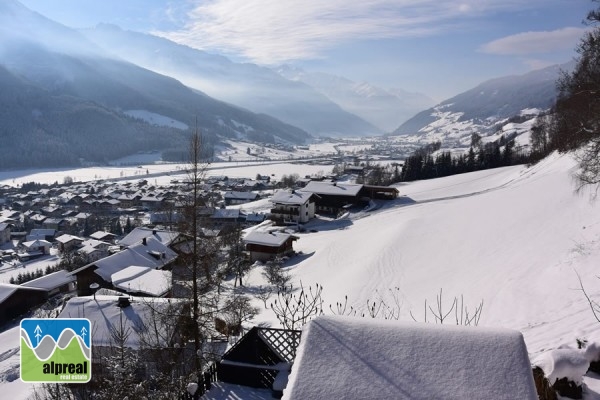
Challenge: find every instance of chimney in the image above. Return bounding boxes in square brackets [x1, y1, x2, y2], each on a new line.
[142, 237, 147, 246]
[152, 229, 157, 235]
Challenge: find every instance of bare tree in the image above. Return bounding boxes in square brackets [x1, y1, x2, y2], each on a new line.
[270, 283, 324, 330]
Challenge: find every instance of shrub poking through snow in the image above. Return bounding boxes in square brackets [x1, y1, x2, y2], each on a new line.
[532, 367, 557, 400]
[534, 348, 589, 399]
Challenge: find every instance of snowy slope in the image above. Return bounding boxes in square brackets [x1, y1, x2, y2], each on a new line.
[248, 153, 600, 361]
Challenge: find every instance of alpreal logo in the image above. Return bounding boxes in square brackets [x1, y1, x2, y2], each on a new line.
[20, 318, 91, 383]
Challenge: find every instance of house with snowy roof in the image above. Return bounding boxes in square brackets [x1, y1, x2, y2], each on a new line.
[243, 231, 298, 262]
[111, 266, 171, 297]
[58, 295, 190, 378]
[78, 238, 111, 261]
[283, 316, 537, 400]
[270, 189, 317, 225]
[89, 230, 117, 243]
[20, 239, 52, 259]
[70, 236, 177, 295]
[21, 270, 76, 297]
[55, 233, 84, 253]
[0, 283, 47, 325]
[301, 181, 365, 215]
[118, 227, 180, 248]
[211, 209, 247, 225]
[0, 222, 11, 244]
[224, 191, 259, 206]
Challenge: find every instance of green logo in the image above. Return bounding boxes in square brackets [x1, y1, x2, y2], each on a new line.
[20, 318, 91, 383]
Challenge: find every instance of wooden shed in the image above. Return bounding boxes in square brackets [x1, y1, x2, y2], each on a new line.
[218, 327, 301, 390]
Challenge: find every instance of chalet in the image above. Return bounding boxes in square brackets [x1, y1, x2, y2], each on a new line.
[243, 231, 298, 262]
[42, 217, 68, 231]
[0, 223, 11, 244]
[118, 227, 180, 248]
[27, 228, 56, 241]
[78, 239, 110, 262]
[89, 230, 117, 243]
[211, 209, 247, 225]
[270, 190, 316, 225]
[74, 212, 93, 223]
[21, 270, 76, 297]
[0, 284, 47, 325]
[360, 185, 400, 200]
[99, 198, 120, 212]
[302, 181, 365, 215]
[246, 212, 267, 225]
[40, 205, 62, 217]
[117, 193, 142, 208]
[140, 194, 164, 210]
[55, 234, 85, 253]
[283, 316, 537, 400]
[21, 239, 52, 256]
[224, 191, 259, 206]
[29, 213, 47, 227]
[70, 236, 177, 295]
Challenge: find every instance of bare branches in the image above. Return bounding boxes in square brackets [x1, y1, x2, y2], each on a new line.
[270, 282, 324, 330]
[576, 271, 600, 323]
[410, 289, 484, 326]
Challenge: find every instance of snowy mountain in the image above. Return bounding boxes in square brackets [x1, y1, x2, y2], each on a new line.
[80, 24, 381, 137]
[391, 63, 572, 146]
[275, 65, 435, 132]
[0, 0, 310, 168]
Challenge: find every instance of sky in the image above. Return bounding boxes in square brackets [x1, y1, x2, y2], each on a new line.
[19, 0, 593, 101]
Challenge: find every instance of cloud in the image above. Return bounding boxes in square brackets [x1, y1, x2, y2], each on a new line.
[154, 0, 550, 64]
[480, 27, 587, 55]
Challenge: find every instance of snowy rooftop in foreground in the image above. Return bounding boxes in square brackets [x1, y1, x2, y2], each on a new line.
[58, 295, 182, 348]
[283, 316, 537, 400]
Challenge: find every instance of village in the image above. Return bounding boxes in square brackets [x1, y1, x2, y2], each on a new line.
[0, 159, 404, 398]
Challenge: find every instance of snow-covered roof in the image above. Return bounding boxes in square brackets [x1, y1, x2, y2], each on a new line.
[212, 209, 243, 219]
[283, 316, 537, 400]
[244, 231, 296, 247]
[21, 270, 75, 291]
[118, 227, 179, 247]
[271, 190, 314, 205]
[29, 228, 55, 236]
[58, 296, 182, 348]
[0, 284, 18, 303]
[74, 237, 177, 281]
[0, 283, 46, 303]
[22, 239, 52, 248]
[89, 231, 116, 241]
[302, 181, 363, 197]
[111, 266, 171, 297]
[55, 234, 84, 244]
[224, 191, 259, 200]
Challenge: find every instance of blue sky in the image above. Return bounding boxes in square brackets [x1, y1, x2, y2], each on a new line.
[20, 0, 592, 101]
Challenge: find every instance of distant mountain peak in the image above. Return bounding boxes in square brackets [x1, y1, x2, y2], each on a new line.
[391, 62, 571, 145]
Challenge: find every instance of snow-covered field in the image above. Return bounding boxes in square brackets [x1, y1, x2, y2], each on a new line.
[248, 153, 600, 356]
[2, 151, 600, 398]
[0, 140, 342, 188]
